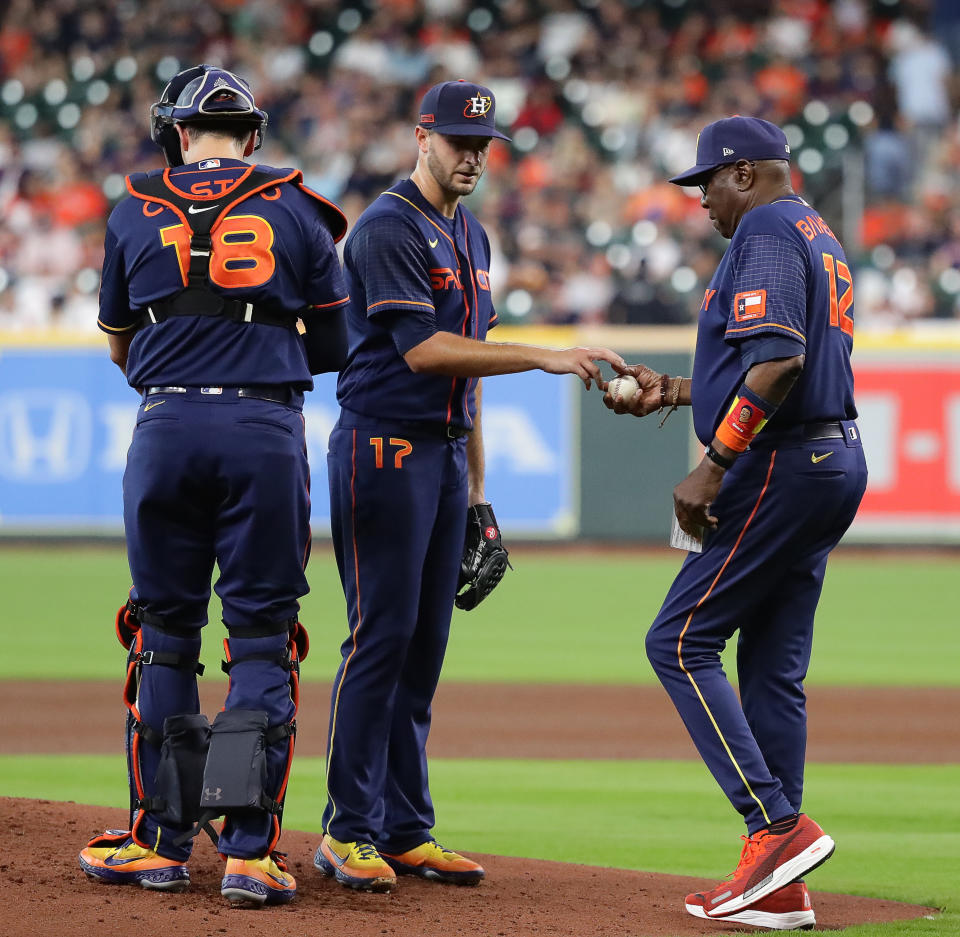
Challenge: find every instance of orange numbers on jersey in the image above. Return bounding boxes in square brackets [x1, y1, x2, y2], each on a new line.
[159, 214, 277, 289]
[822, 252, 854, 336]
[370, 437, 413, 469]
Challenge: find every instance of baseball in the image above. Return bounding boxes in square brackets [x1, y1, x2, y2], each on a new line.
[608, 374, 639, 405]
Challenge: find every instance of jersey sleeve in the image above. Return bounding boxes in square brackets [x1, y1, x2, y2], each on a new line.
[303, 217, 349, 317]
[373, 306, 436, 356]
[724, 232, 808, 352]
[346, 216, 436, 319]
[97, 218, 138, 333]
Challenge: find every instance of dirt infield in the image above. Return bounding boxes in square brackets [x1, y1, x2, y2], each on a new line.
[1, 681, 950, 935]
[2, 680, 957, 761]
[1, 799, 938, 937]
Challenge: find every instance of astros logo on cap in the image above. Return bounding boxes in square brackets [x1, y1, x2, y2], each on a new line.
[465, 94, 492, 118]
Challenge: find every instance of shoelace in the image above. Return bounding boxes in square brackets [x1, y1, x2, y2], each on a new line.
[732, 831, 768, 873]
[112, 842, 147, 859]
[354, 842, 381, 861]
[713, 831, 768, 883]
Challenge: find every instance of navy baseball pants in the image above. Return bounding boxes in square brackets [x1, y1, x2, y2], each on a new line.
[122, 388, 310, 859]
[323, 411, 467, 852]
[646, 422, 867, 834]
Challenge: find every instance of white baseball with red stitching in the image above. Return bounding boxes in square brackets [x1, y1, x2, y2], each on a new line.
[608, 375, 639, 405]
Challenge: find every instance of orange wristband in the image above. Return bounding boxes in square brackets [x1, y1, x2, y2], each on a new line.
[714, 386, 776, 452]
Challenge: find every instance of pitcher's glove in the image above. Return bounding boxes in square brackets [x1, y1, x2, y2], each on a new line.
[455, 501, 512, 611]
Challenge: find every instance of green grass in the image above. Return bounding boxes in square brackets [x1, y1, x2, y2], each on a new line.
[2, 755, 957, 935]
[2, 543, 958, 936]
[2, 545, 958, 685]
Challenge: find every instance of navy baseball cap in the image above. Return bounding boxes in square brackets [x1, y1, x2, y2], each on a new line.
[417, 79, 511, 141]
[669, 116, 791, 186]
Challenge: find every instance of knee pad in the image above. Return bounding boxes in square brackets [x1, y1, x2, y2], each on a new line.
[149, 713, 211, 828]
[178, 708, 295, 848]
[199, 709, 275, 816]
[187, 618, 307, 852]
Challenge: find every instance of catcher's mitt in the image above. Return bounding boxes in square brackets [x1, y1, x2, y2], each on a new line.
[455, 501, 511, 611]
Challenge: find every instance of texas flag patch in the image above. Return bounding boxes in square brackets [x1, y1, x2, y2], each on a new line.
[734, 289, 767, 322]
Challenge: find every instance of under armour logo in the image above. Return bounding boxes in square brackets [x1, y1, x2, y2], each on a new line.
[203, 787, 223, 801]
[464, 94, 492, 118]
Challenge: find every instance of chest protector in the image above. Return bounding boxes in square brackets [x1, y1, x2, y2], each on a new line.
[125, 167, 345, 329]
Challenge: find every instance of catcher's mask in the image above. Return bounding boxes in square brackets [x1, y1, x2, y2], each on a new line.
[150, 65, 268, 167]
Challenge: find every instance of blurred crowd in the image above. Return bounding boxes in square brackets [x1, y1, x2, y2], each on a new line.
[2, 0, 960, 331]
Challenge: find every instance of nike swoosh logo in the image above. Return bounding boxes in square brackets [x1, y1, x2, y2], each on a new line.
[811, 451, 834, 463]
[104, 854, 141, 867]
[188, 204, 218, 214]
[143, 400, 166, 411]
[428, 237, 439, 248]
[325, 845, 347, 868]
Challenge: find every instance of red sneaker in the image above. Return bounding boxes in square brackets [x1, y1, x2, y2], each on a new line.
[695, 814, 834, 918]
[686, 881, 816, 930]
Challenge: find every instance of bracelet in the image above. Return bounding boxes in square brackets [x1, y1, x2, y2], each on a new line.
[658, 376, 682, 428]
[704, 444, 734, 470]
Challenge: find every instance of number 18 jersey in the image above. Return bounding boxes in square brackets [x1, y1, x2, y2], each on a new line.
[98, 158, 347, 389]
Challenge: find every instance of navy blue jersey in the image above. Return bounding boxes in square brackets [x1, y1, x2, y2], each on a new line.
[336, 178, 498, 429]
[691, 196, 857, 444]
[98, 158, 348, 389]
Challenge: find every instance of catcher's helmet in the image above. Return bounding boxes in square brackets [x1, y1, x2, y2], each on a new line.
[150, 65, 268, 167]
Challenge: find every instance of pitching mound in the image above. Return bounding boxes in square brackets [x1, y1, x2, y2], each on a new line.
[3, 798, 936, 937]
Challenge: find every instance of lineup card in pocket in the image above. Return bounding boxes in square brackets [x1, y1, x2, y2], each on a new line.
[669, 513, 703, 553]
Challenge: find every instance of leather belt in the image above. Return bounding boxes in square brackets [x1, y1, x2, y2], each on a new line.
[751, 419, 848, 449]
[143, 385, 295, 404]
[397, 420, 471, 440]
[802, 421, 845, 440]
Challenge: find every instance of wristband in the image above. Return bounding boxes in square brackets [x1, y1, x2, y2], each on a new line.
[704, 444, 734, 470]
[714, 384, 778, 452]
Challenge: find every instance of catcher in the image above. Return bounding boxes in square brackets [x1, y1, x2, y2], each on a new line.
[313, 79, 625, 892]
[78, 64, 348, 907]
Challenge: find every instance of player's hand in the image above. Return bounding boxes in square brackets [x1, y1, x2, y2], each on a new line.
[673, 458, 724, 534]
[544, 346, 626, 390]
[603, 364, 663, 416]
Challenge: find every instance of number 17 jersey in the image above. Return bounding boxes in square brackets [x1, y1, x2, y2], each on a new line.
[691, 195, 858, 446]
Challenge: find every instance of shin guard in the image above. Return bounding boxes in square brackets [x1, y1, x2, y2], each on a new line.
[120, 613, 204, 860]
[207, 619, 306, 857]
